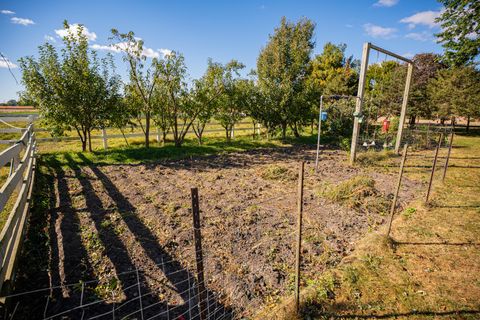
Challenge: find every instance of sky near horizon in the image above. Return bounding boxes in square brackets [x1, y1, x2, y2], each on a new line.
[0, 0, 445, 102]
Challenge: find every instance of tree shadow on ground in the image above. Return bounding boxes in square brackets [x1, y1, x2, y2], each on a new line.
[4, 154, 231, 320]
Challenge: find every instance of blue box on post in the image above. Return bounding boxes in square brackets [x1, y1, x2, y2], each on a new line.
[321, 111, 328, 121]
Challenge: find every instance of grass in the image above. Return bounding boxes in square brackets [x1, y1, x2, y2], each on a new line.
[319, 175, 390, 215]
[263, 130, 480, 319]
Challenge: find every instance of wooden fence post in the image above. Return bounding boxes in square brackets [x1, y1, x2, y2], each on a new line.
[191, 188, 207, 320]
[425, 133, 443, 203]
[442, 132, 454, 182]
[387, 143, 408, 237]
[102, 128, 108, 151]
[294, 162, 305, 314]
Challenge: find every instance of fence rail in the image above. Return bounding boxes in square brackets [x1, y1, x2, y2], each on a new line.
[0, 120, 261, 147]
[0, 124, 36, 302]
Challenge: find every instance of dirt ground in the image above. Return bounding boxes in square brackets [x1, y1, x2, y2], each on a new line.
[10, 145, 422, 319]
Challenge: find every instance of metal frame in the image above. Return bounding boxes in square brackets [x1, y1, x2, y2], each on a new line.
[350, 42, 414, 164]
[315, 94, 361, 171]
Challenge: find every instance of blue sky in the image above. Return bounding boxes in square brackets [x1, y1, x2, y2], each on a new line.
[0, 0, 445, 102]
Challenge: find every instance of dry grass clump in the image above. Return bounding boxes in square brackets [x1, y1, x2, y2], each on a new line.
[321, 175, 390, 214]
[260, 165, 297, 181]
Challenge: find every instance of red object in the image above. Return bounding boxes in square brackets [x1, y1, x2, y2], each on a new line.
[382, 119, 391, 133]
[177, 316, 186, 320]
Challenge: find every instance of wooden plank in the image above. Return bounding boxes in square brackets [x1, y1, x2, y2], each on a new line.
[1, 155, 34, 291]
[0, 128, 23, 134]
[0, 143, 23, 168]
[0, 147, 34, 295]
[350, 42, 371, 164]
[0, 138, 33, 212]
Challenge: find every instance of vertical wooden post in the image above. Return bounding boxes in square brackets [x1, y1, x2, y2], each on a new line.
[102, 128, 108, 151]
[394, 63, 413, 154]
[387, 143, 408, 237]
[442, 132, 454, 182]
[191, 188, 207, 320]
[294, 162, 305, 314]
[350, 42, 370, 165]
[425, 133, 443, 203]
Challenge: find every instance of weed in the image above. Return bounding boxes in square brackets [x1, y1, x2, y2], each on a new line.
[402, 207, 416, 219]
[343, 266, 360, 286]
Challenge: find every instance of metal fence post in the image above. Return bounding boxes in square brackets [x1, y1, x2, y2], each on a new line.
[191, 188, 207, 320]
[426, 133, 443, 203]
[442, 132, 454, 182]
[387, 143, 408, 237]
[294, 162, 305, 314]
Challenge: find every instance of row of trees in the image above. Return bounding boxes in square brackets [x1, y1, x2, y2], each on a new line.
[19, 2, 480, 151]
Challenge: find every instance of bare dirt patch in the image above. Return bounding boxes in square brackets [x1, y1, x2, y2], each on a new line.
[12, 146, 421, 319]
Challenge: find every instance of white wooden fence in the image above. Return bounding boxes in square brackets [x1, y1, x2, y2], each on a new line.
[0, 120, 262, 150]
[0, 125, 36, 300]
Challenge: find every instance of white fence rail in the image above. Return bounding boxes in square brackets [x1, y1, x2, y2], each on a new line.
[0, 120, 261, 150]
[0, 124, 36, 301]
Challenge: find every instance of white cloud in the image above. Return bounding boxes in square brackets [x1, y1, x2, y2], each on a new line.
[402, 52, 414, 59]
[363, 23, 397, 39]
[91, 42, 172, 59]
[158, 48, 172, 57]
[400, 10, 442, 29]
[1, 10, 15, 15]
[405, 31, 431, 41]
[0, 56, 18, 69]
[11, 17, 35, 26]
[55, 23, 97, 41]
[373, 0, 399, 7]
[44, 35, 56, 42]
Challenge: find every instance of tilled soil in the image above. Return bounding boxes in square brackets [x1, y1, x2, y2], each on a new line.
[12, 146, 422, 319]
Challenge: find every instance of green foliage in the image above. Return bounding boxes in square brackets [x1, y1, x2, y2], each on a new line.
[111, 29, 161, 148]
[409, 53, 446, 122]
[435, 0, 480, 66]
[427, 66, 480, 124]
[256, 17, 315, 139]
[214, 60, 247, 141]
[403, 207, 417, 219]
[191, 59, 225, 144]
[20, 21, 122, 152]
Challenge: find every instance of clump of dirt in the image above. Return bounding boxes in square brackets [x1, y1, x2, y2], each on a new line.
[320, 175, 391, 214]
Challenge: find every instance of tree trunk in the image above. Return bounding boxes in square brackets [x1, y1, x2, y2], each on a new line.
[281, 122, 287, 140]
[87, 130, 92, 152]
[81, 139, 87, 152]
[291, 122, 300, 138]
[467, 115, 470, 133]
[145, 112, 150, 148]
[225, 126, 231, 142]
[409, 115, 416, 128]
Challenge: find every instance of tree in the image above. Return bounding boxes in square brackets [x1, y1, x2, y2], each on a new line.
[436, 0, 480, 66]
[257, 17, 315, 139]
[409, 53, 445, 124]
[306, 43, 359, 131]
[111, 29, 160, 148]
[428, 66, 480, 131]
[20, 21, 121, 152]
[365, 61, 406, 119]
[191, 59, 225, 145]
[215, 60, 246, 141]
[157, 51, 200, 147]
